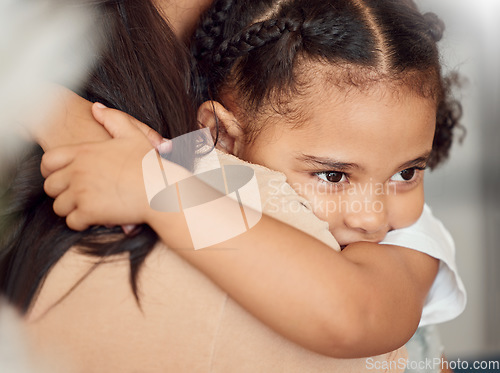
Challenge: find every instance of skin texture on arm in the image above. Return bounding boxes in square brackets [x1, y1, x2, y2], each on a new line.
[41, 105, 438, 358]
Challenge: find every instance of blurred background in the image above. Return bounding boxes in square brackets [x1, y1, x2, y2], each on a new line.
[417, 0, 500, 362]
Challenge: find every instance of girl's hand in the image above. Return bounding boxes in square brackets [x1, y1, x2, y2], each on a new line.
[41, 104, 162, 231]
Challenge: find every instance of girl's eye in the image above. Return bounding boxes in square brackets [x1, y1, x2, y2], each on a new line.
[316, 171, 347, 183]
[390, 168, 417, 182]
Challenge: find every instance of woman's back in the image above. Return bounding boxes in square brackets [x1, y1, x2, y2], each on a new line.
[26, 242, 406, 373]
[26, 244, 226, 372]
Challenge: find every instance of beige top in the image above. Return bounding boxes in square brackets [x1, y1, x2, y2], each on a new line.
[25, 150, 406, 372]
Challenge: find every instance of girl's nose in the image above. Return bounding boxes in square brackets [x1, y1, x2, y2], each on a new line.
[343, 198, 388, 235]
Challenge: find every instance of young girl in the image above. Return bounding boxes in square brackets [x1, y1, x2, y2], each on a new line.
[40, 0, 465, 362]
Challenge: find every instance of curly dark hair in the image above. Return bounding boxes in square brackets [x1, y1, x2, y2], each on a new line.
[191, 0, 464, 170]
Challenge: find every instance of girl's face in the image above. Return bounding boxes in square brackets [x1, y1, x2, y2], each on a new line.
[236, 84, 436, 248]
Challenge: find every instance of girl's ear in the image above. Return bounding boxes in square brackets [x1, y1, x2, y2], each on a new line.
[197, 101, 244, 155]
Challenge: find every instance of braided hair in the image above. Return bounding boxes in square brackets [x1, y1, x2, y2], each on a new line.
[191, 0, 463, 169]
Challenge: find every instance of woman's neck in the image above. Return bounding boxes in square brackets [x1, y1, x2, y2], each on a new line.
[154, 0, 214, 41]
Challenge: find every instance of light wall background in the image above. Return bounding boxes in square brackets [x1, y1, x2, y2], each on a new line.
[416, 0, 500, 359]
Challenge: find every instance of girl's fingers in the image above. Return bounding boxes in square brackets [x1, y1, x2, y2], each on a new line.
[66, 209, 90, 232]
[52, 189, 77, 217]
[156, 139, 172, 155]
[92, 103, 141, 139]
[92, 102, 171, 152]
[41, 147, 77, 178]
[133, 119, 164, 148]
[44, 170, 70, 198]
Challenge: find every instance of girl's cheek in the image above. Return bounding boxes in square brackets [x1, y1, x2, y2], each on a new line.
[309, 195, 344, 227]
[388, 187, 425, 229]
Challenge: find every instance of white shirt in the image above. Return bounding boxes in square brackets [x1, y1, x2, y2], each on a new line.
[381, 204, 467, 326]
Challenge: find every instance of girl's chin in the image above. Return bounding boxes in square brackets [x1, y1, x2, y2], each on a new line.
[336, 237, 352, 250]
[336, 238, 350, 251]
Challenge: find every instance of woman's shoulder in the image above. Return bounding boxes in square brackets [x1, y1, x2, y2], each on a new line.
[25, 244, 227, 372]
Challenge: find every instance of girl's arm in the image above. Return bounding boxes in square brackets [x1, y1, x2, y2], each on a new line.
[148, 202, 437, 359]
[41, 105, 438, 358]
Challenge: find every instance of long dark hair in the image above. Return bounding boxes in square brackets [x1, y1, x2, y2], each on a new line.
[191, 0, 463, 169]
[0, 0, 198, 313]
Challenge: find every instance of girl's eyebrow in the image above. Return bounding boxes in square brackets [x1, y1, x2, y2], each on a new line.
[396, 151, 432, 170]
[296, 151, 432, 171]
[296, 154, 362, 171]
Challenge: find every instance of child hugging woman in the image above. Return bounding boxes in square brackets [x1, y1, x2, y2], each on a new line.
[8, 0, 466, 371]
[187, 0, 466, 368]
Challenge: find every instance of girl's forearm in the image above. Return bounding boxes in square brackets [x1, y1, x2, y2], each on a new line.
[145, 179, 437, 358]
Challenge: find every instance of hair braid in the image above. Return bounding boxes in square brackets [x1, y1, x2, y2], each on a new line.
[192, 0, 234, 63]
[214, 17, 302, 70]
[191, 0, 243, 105]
